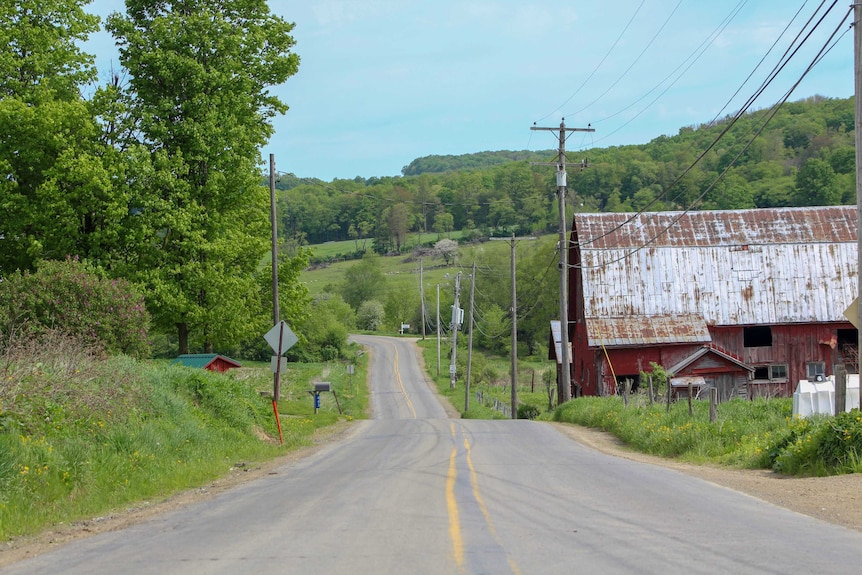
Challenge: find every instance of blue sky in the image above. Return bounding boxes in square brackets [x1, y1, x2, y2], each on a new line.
[83, 1, 856, 181]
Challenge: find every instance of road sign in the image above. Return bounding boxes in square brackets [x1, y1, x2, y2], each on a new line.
[270, 356, 288, 373]
[264, 321, 297, 355]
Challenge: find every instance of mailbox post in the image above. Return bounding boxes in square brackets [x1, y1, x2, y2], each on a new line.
[308, 382, 342, 415]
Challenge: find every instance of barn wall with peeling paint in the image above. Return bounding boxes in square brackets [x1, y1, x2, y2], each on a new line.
[565, 206, 858, 398]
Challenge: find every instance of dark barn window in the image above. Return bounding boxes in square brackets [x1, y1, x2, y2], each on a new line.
[743, 326, 772, 347]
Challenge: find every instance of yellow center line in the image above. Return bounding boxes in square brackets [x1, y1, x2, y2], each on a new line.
[393, 344, 417, 419]
[447, 423, 464, 571]
[460, 425, 524, 575]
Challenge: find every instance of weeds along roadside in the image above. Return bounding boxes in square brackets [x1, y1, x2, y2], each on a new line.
[553, 395, 862, 476]
[0, 332, 367, 541]
[417, 339, 862, 477]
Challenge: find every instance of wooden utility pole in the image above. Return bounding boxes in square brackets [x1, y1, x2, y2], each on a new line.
[449, 272, 462, 390]
[268, 154, 284, 444]
[531, 120, 594, 405]
[509, 234, 518, 419]
[269, 154, 281, 402]
[465, 262, 476, 412]
[491, 233, 536, 417]
[436, 283, 441, 377]
[855, 1, 862, 403]
[420, 258, 426, 340]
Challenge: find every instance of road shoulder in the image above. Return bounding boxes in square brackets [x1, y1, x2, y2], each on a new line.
[551, 421, 862, 533]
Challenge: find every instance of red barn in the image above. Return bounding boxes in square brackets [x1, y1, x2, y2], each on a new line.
[173, 354, 242, 373]
[560, 206, 858, 399]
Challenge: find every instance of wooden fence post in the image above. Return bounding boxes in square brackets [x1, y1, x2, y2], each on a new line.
[648, 375, 654, 406]
[835, 364, 847, 417]
[687, 383, 694, 417]
[666, 378, 672, 413]
[709, 387, 718, 423]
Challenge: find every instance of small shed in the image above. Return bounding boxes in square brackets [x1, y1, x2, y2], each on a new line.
[173, 354, 242, 373]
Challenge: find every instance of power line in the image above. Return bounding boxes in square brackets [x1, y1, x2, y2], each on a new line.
[566, 0, 687, 121]
[535, 0, 648, 123]
[570, 7, 851, 272]
[565, 0, 846, 254]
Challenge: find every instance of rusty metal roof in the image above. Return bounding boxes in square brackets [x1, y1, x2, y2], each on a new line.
[574, 206, 856, 249]
[573, 207, 858, 332]
[586, 314, 710, 348]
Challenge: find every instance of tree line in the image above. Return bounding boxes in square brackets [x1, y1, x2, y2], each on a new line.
[279, 94, 855, 253]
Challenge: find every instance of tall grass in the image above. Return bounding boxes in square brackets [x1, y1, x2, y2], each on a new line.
[0, 332, 367, 540]
[553, 395, 862, 476]
[416, 339, 554, 419]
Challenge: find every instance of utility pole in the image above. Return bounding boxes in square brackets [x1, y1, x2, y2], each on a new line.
[491, 233, 536, 417]
[465, 262, 476, 412]
[509, 233, 518, 418]
[269, 154, 281, 402]
[436, 283, 441, 377]
[449, 272, 462, 390]
[855, 1, 862, 404]
[532, 119, 594, 405]
[420, 258, 426, 340]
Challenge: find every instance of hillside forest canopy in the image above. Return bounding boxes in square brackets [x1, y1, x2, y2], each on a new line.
[0, 1, 856, 361]
[279, 94, 855, 254]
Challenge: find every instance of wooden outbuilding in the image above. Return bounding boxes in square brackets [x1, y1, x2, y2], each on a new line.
[558, 206, 858, 399]
[173, 354, 242, 373]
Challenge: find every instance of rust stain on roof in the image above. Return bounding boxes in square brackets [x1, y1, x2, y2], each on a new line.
[573, 206, 858, 330]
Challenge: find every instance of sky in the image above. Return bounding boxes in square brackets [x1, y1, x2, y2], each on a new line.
[82, 1, 856, 182]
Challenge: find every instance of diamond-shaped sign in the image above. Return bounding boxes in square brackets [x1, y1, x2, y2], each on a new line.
[264, 321, 298, 355]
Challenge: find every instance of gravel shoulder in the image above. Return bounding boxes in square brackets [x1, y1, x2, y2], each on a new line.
[552, 422, 862, 533]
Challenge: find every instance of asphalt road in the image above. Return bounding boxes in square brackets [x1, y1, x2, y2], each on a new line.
[4, 334, 862, 574]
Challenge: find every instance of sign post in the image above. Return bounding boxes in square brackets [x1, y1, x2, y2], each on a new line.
[264, 321, 298, 444]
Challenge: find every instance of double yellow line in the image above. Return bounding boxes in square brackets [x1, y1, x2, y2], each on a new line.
[446, 423, 522, 574]
[391, 344, 417, 419]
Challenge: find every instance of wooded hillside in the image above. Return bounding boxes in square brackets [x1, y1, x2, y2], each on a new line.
[280, 95, 855, 252]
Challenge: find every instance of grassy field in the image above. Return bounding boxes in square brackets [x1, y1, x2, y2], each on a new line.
[300, 233, 555, 297]
[552, 392, 862, 476]
[417, 338, 555, 419]
[0, 336, 367, 541]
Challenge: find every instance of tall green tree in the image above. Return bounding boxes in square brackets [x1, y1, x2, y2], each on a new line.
[107, 0, 300, 353]
[794, 157, 840, 206]
[340, 257, 385, 310]
[0, 0, 98, 101]
[0, 1, 113, 276]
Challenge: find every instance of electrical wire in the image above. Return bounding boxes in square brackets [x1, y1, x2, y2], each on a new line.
[566, 0, 687, 120]
[570, 7, 851, 272]
[576, 1, 747, 128]
[535, 0, 648, 123]
[704, 0, 812, 128]
[559, 0, 843, 254]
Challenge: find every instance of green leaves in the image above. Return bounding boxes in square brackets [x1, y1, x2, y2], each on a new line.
[105, 0, 301, 352]
[0, 0, 99, 101]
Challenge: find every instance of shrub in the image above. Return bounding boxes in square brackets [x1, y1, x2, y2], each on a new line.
[357, 300, 385, 331]
[518, 404, 540, 420]
[0, 257, 151, 358]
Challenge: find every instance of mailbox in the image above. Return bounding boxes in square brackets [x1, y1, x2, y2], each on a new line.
[314, 382, 332, 392]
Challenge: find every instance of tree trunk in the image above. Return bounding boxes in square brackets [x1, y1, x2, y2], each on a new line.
[178, 322, 189, 355]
